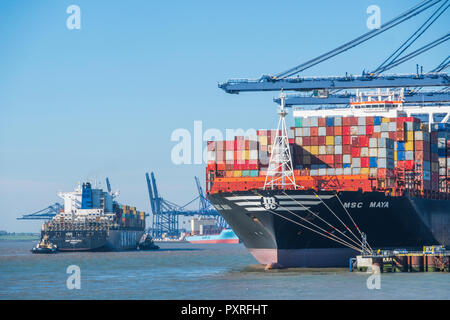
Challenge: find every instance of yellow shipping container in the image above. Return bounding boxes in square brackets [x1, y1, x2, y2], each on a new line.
[303, 146, 311, 153]
[382, 118, 390, 123]
[233, 170, 242, 177]
[405, 141, 414, 151]
[360, 168, 369, 175]
[311, 146, 319, 155]
[259, 136, 268, 145]
[394, 151, 397, 161]
[406, 131, 414, 141]
[326, 136, 334, 145]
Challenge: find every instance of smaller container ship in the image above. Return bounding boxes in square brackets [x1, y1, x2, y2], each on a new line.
[184, 217, 239, 244]
[40, 181, 147, 251]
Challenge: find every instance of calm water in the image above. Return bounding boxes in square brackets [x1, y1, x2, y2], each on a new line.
[0, 240, 449, 300]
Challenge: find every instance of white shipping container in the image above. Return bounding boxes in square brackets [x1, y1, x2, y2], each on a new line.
[369, 138, 377, 148]
[352, 157, 361, 167]
[358, 126, 366, 135]
[344, 168, 352, 175]
[318, 168, 327, 176]
[207, 151, 216, 161]
[225, 151, 234, 161]
[350, 126, 358, 135]
[318, 127, 326, 136]
[303, 127, 310, 136]
[335, 168, 343, 175]
[334, 117, 342, 126]
[335, 135, 342, 145]
[295, 128, 302, 136]
[343, 154, 351, 163]
[381, 123, 389, 132]
[358, 117, 366, 126]
[327, 168, 335, 175]
[374, 125, 381, 133]
[310, 169, 318, 176]
[334, 145, 342, 154]
[380, 132, 389, 139]
[388, 122, 396, 132]
[369, 148, 378, 157]
[249, 150, 258, 160]
[405, 151, 414, 161]
[310, 117, 318, 127]
[319, 146, 326, 155]
[352, 168, 361, 175]
[414, 131, 430, 141]
[360, 147, 369, 157]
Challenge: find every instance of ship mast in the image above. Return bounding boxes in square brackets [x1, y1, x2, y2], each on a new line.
[264, 90, 297, 190]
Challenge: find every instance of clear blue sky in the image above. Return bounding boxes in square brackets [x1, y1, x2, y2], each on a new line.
[1, 0, 448, 232]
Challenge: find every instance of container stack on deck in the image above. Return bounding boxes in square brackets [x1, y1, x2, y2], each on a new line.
[116, 204, 145, 229]
[206, 116, 449, 197]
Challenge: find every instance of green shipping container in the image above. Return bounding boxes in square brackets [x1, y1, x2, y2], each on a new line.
[250, 170, 259, 177]
[295, 117, 303, 127]
[242, 170, 250, 177]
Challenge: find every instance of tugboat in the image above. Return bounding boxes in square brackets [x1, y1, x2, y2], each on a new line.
[31, 235, 57, 254]
[138, 232, 159, 250]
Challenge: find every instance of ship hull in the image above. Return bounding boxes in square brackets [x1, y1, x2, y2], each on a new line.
[43, 229, 144, 252]
[208, 190, 449, 268]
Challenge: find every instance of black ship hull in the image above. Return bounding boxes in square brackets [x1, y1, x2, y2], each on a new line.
[42, 229, 145, 252]
[208, 190, 449, 268]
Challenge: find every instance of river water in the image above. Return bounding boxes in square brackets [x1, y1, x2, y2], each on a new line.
[0, 240, 448, 300]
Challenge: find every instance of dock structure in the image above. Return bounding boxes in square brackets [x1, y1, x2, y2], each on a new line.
[351, 247, 450, 273]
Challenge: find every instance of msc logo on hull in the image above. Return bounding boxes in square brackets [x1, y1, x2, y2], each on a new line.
[261, 197, 279, 210]
[343, 201, 389, 209]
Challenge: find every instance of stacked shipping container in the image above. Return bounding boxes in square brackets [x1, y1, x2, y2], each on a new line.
[206, 116, 449, 195]
[117, 204, 145, 229]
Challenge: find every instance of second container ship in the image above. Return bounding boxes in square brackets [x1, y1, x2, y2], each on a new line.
[205, 90, 450, 268]
[40, 182, 146, 251]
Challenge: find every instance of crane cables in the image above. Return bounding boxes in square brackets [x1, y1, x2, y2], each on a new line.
[234, 192, 364, 253]
[280, 191, 364, 250]
[373, 0, 449, 75]
[274, 0, 445, 79]
[373, 33, 450, 74]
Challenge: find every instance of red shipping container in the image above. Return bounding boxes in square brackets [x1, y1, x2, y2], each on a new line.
[311, 136, 319, 145]
[343, 145, 351, 154]
[227, 140, 236, 150]
[343, 126, 351, 136]
[334, 126, 342, 136]
[352, 147, 361, 157]
[342, 117, 352, 126]
[365, 125, 374, 135]
[303, 136, 311, 146]
[389, 132, 396, 140]
[289, 138, 294, 144]
[310, 127, 318, 136]
[365, 116, 374, 125]
[335, 154, 343, 164]
[326, 126, 334, 135]
[325, 155, 334, 165]
[359, 136, 369, 147]
[257, 130, 267, 136]
[207, 161, 216, 170]
[404, 160, 414, 170]
[360, 157, 369, 168]
[217, 162, 226, 171]
[318, 118, 326, 126]
[249, 160, 258, 170]
[343, 135, 351, 145]
[351, 136, 360, 147]
[351, 117, 359, 126]
[396, 131, 405, 141]
[207, 141, 216, 151]
[318, 136, 326, 145]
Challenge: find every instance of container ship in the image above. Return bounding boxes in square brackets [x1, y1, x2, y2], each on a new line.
[40, 182, 146, 251]
[205, 90, 450, 268]
[184, 217, 240, 244]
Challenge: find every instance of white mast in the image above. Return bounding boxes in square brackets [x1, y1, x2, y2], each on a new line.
[264, 90, 297, 190]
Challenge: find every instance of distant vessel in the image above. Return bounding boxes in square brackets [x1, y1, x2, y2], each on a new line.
[31, 235, 57, 254]
[185, 229, 240, 244]
[40, 182, 146, 251]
